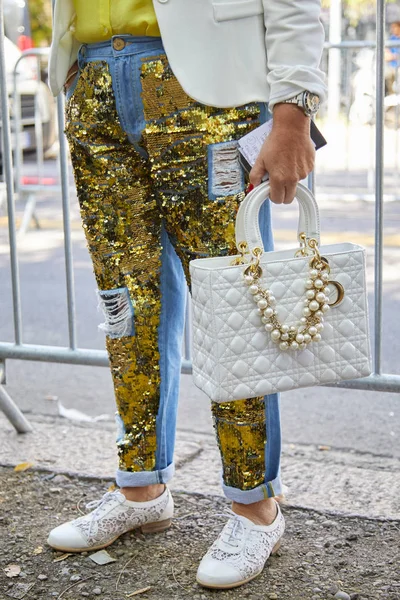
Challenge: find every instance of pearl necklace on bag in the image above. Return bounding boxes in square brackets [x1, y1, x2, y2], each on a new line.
[243, 238, 331, 351]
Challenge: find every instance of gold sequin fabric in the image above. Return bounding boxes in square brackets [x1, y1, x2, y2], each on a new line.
[140, 54, 262, 281]
[212, 398, 266, 490]
[66, 62, 161, 473]
[65, 55, 267, 488]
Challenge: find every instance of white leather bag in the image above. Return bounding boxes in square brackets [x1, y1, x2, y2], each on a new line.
[189, 183, 372, 402]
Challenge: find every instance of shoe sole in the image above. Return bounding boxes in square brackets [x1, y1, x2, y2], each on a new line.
[196, 540, 281, 590]
[47, 518, 172, 553]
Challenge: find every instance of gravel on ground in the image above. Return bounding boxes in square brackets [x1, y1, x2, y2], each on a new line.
[1, 467, 399, 600]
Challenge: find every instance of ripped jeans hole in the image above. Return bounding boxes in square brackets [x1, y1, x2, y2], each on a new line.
[97, 287, 135, 339]
[208, 140, 244, 199]
[115, 412, 126, 444]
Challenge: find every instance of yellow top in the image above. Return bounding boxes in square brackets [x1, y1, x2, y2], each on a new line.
[72, 0, 160, 43]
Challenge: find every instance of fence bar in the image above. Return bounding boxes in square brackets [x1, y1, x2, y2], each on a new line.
[307, 170, 315, 196]
[0, 384, 33, 433]
[181, 359, 192, 375]
[324, 40, 400, 49]
[12, 48, 51, 199]
[0, 341, 399, 393]
[0, 342, 193, 374]
[0, 363, 32, 433]
[326, 373, 400, 393]
[19, 194, 38, 236]
[57, 95, 78, 350]
[34, 55, 44, 189]
[0, 0, 23, 345]
[0, 343, 109, 366]
[374, 0, 385, 375]
[12, 66, 22, 200]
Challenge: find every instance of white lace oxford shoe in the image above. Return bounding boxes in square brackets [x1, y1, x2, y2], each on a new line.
[196, 502, 285, 589]
[47, 487, 173, 552]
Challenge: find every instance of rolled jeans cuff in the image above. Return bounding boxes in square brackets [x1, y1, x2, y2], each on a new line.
[222, 474, 283, 504]
[116, 462, 175, 488]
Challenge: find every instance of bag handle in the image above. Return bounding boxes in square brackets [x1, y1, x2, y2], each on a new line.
[236, 183, 337, 353]
[235, 182, 320, 255]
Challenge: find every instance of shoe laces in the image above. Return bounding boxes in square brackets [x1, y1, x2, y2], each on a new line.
[86, 491, 124, 537]
[218, 509, 246, 548]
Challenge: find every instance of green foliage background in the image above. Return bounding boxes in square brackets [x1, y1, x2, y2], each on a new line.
[28, 0, 52, 46]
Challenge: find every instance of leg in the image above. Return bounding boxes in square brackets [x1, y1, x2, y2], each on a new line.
[65, 61, 186, 493]
[212, 395, 281, 525]
[137, 55, 283, 588]
[47, 59, 182, 552]
[211, 197, 282, 519]
[138, 55, 282, 505]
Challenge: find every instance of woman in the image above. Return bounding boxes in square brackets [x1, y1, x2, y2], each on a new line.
[47, 0, 326, 589]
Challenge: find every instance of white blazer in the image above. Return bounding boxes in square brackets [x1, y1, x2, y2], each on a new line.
[49, 0, 327, 109]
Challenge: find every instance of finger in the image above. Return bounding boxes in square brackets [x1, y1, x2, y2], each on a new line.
[283, 182, 297, 204]
[249, 160, 266, 187]
[269, 178, 285, 204]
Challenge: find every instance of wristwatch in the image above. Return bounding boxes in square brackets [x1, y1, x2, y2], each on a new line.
[282, 91, 320, 117]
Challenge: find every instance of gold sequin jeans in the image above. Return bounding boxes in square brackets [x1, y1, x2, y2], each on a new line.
[65, 35, 282, 503]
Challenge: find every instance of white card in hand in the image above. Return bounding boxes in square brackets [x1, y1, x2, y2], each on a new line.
[238, 119, 273, 167]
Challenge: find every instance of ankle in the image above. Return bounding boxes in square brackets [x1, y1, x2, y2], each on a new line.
[120, 484, 165, 503]
[232, 498, 277, 526]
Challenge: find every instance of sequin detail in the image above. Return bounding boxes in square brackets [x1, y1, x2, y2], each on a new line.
[140, 54, 262, 284]
[65, 62, 162, 473]
[65, 55, 267, 487]
[212, 398, 267, 490]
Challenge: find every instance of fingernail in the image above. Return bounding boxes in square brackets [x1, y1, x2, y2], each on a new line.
[246, 183, 254, 194]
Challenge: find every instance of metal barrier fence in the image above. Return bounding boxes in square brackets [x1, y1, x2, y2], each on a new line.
[1, 0, 399, 435]
[317, 38, 400, 202]
[11, 47, 61, 235]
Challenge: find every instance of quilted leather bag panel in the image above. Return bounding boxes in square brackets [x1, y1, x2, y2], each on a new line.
[189, 184, 372, 402]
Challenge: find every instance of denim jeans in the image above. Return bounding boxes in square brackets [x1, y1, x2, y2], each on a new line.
[65, 34, 282, 504]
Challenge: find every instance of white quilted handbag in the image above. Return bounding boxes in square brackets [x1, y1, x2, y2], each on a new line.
[189, 182, 372, 402]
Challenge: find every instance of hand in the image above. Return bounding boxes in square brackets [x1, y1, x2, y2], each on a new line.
[249, 104, 315, 204]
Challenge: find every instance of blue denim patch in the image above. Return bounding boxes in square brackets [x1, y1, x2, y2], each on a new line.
[77, 35, 165, 157]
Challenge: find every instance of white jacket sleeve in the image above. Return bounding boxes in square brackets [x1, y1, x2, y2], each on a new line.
[263, 0, 327, 109]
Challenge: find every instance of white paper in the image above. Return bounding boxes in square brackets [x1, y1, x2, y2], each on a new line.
[89, 550, 117, 565]
[58, 401, 111, 423]
[237, 119, 274, 167]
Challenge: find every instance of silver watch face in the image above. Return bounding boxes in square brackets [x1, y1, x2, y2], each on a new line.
[304, 92, 320, 115]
